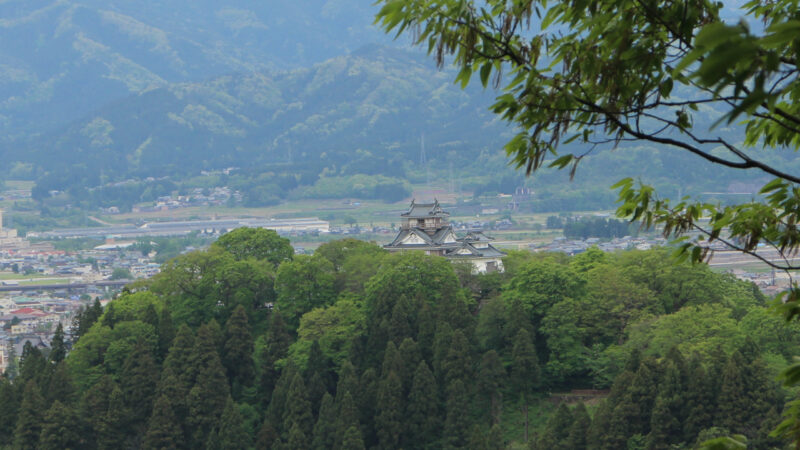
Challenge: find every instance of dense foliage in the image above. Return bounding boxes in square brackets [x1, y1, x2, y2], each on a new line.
[0, 232, 792, 448]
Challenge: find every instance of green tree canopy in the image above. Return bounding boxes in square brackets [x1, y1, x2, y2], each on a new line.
[213, 227, 293, 267]
[275, 254, 337, 330]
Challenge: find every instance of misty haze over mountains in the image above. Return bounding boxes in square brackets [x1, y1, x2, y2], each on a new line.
[0, 0, 789, 212]
[0, 0, 396, 139]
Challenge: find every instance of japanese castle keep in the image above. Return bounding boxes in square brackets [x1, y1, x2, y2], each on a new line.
[384, 200, 506, 273]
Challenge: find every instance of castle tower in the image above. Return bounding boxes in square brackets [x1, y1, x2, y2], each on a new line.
[385, 200, 506, 273]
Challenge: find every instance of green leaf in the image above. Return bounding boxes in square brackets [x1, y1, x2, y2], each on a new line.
[479, 63, 492, 88]
[548, 154, 573, 169]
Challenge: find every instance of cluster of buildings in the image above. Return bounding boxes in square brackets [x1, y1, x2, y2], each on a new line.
[0, 238, 159, 280]
[0, 294, 98, 373]
[128, 187, 242, 214]
[533, 235, 669, 255]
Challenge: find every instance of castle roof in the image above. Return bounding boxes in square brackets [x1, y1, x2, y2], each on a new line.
[401, 199, 449, 219]
[443, 241, 507, 258]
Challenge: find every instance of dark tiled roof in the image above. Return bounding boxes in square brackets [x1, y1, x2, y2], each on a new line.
[401, 199, 449, 218]
[386, 228, 434, 247]
[443, 241, 506, 258]
[430, 226, 458, 245]
[462, 231, 494, 242]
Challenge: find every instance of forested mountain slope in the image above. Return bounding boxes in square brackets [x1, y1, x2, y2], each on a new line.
[0, 0, 391, 140]
[22, 46, 507, 201]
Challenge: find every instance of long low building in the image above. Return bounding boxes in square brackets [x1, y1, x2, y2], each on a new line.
[29, 217, 330, 239]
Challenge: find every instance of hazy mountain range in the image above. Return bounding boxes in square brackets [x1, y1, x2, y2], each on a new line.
[0, 0, 395, 141]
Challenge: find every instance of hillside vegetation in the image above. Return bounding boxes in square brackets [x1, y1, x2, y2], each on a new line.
[0, 230, 793, 448]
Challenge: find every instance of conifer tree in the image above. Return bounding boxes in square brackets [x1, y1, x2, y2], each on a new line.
[209, 316, 225, 345]
[376, 371, 403, 449]
[505, 299, 532, 345]
[97, 386, 128, 450]
[684, 355, 714, 441]
[346, 334, 367, 371]
[38, 400, 82, 450]
[388, 297, 413, 344]
[223, 305, 255, 393]
[259, 310, 291, 404]
[154, 373, 189, 443]
[467, 425, 488, 450]
[307, 371, 328, 417]
[13, 380, 44, 450]
[49, 323, 66, 364]
[609, 358, 659, 440]
[488, 423, 504, 450]
[82, 376, 115, 447]
[754, 406, 785, 449]
[312, 392, 337, 450]
[74, 297, 103, 339]
[45, 361, 74, 407]
[646, 360, 685, 448]
[256, 418, 278, 449]
[717, 351, 748, 433]
[441, 329, 472, 387]
[706, 346, 728, 402]
[416, 304, 436, 361]
[158, 304, 175, 361]
[205, 429, 221, 450]
[340, 426, 366, 450]
[187, 324, 230, 448]
[477, 350, 505, 425]
[510, 328, 539, 443]
[536, 403, 572, 449]
[0, 378, 19, 445]
[739, 354, 782, 438]
[380, 341, 401, 378]
[443, 379, 470, 449]
[91, 297, 104, 319]
[335, 360, 358, 406]
[120, 338, 159, 429]
[565, 402, 591, 450]
[646, 395, 679, 450]
[397, 338, 421, 394]
[406, 361, 440, 449]
[143, 303, 159, 330]
[162, 324, 196, 391]
[18, 343, 47, 386]
[586, 399, 613, 450]
[287, 422, 311, 450]
[215, 397, 251, 450]
[625, 348, 642, 373]
[143, 394, 182, 450]
[357, 368, 378, 447]
[306, 340, 335, 404]
[266, 362, 296, 435]
[103, 302, 118, 329]
[284, 371, 314, 443]
[432, 323, 454, 381]
[337, 391, 361, 450]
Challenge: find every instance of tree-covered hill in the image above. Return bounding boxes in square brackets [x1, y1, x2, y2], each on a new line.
[0, 0, 392, 141]
[0, 230, 794, 448]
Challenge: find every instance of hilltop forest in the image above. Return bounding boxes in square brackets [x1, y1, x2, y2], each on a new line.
[0, 228, 794, 449]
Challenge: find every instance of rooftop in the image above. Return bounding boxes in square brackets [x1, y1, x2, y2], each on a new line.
[401, 199, 450, 219]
